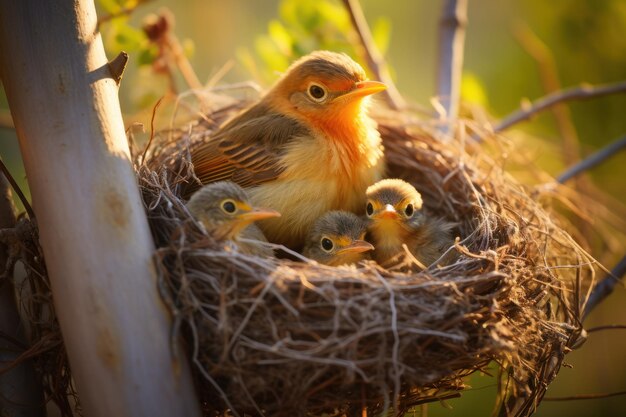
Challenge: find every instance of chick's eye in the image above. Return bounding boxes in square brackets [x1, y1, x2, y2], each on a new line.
[321, 237, 334, 252]
[404, 203, 414, 217]
[366, 202, 374, 216]
[308, 84, 327, 101]
[221, 200, 236, 214]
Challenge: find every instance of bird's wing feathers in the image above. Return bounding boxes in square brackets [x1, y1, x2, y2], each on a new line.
[190, 107, 310, 189]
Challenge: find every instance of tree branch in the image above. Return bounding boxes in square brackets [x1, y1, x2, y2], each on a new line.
[342, 0, 405, 110]
[544, 390, 626, 402]
[493, 80, 626, 134]
[586, 324, 626, 333]
[583, 255, 626, 320]
[557, 135, 626, 183]
[436, 0, 467, 134]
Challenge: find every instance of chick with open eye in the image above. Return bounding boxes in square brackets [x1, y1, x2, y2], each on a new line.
[302, 211, 374, 266]
[365, 179, 456, 267]
[186, 181, 281, 256]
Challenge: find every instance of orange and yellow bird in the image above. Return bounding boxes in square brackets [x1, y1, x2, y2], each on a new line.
[365, 179, 456, 267]
[189, 51, 386, 249]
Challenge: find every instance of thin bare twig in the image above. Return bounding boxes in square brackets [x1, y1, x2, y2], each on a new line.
[143, 10, 207, 108]
[493, 80, 626, 134]
[0, 159, 34, 219]
[342, 0, 405, 110]
[514, 23, 581, 167]
[141, 96, 165, 165]
[586, 324, 626, 333]
[436, 0, 467, 134]
[557, 135, 626, 183]
[544, 390, 626, 401]
[513, 25, 598, 247]
[583, 255, 626, 320]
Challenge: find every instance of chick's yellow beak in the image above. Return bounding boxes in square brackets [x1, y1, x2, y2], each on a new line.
[373, 204, 398, 220]
[342, 80, 387, 100]
[336, 239, 375, 255]
[236, 207, 281, 223]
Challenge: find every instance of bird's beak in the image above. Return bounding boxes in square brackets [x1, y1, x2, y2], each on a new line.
[336, 239, 375, 255]
[374, 204, 399, 220]
[342, 80, 387, 100]
[236, 207, 281, 223]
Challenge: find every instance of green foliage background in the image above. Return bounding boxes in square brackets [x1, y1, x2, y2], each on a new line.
[1, 0, 625, 415]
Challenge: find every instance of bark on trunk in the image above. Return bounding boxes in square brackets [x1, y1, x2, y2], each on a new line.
[0, 1, 201, 416]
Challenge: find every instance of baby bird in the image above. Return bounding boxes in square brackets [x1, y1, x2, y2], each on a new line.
[365, 179, 456, 267]
[302, 211, 374, 267]
[188, 50, 386, 250]
[186, 181, 280, 256]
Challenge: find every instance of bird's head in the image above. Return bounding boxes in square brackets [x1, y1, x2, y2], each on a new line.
[186, 181, 281, 240]
[267, 51, 386, 138]
[303, 211, 374, 266]
[365, 179, 424, 233]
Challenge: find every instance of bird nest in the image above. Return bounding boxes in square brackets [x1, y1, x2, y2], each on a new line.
[134, 99, 594, 417]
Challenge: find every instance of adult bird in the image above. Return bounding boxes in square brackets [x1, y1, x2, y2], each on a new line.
[365, 179, 456, 267]
[188, 51, 386, 250]
[302, 211, 374, 266]
[186, 181, 280, 256]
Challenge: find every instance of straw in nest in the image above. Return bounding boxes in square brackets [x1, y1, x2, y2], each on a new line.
[136, 99, 594, 417]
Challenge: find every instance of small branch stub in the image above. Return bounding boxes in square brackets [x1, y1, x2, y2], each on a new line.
[108, 51, 129, 86]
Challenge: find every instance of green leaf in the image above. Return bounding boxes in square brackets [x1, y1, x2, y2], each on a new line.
[98, 0, 123, 14]
[268, 20, 293, 56]
[114, 24, 145, 50]
[137, 46, 158, 66]
[372, 17, 391, 56]
[316, 1, 350, 31]
[461, 73, 488, 106]
[255, 36, 290, 74]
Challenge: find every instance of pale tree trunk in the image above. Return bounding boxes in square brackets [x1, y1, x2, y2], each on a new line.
[0, 173, 45, 416]
[0, 1, 201, 416]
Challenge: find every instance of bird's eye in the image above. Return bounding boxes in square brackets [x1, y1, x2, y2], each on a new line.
[221, 200, 237, 214]
[307, 83, 327, 101]
[321, 237, 334, 252]
[404, 203, 414, 218]
[366, 202, 374, 217]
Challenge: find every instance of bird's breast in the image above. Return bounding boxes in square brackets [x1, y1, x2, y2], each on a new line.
[248, 127, 384, 249]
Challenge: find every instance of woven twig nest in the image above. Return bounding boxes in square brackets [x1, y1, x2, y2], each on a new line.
[137, 98, 593, 417]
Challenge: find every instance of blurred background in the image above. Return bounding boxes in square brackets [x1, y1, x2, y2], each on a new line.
[1, 0, 625, 415]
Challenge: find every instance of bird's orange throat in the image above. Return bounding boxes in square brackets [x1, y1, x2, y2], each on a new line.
[307, 100, 383, 175]
[311, 101, 367, 145]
